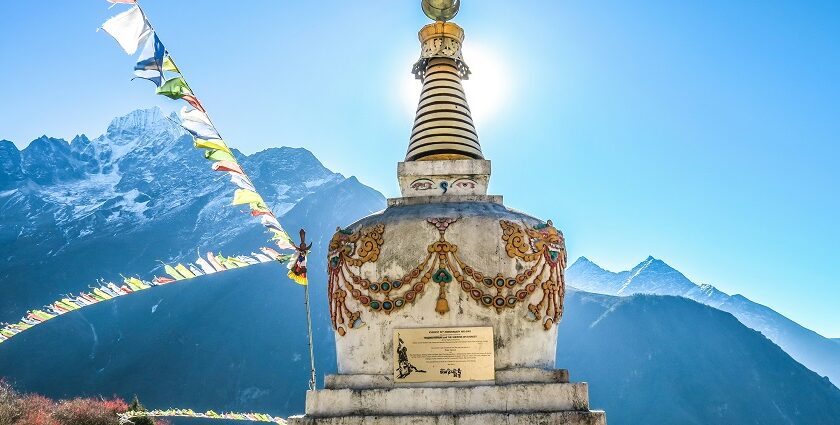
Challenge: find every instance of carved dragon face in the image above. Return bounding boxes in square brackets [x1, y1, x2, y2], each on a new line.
[527, 222, 565, 262]
[328, 228, 354, 253]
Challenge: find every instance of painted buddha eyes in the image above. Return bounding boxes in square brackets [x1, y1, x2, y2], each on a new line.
[410, 178, 477, 192]
[452, 178, 476, 189]
[411, 179, 434, 190]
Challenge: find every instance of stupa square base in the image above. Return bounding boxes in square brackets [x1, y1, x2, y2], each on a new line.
[288, 368, 606, 424]
[288, 411, 607, 425]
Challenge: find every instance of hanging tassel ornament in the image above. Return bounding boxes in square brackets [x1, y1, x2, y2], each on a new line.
[432, 268, 453, 315]
[436, 283, 450, 315]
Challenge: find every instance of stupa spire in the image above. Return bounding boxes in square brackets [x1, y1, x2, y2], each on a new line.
[406, 1, 483, 161]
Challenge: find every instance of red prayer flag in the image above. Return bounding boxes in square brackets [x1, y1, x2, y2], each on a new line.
[211, 161, 244, 175]
[182, 94, 206, 112]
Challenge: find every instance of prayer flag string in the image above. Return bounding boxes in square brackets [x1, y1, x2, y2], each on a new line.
[99, 1, 308, 285]
[0, 249, 288, 345]
[119, 408, 287, 424]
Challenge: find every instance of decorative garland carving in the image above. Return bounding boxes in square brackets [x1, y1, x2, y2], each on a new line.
[327, 218, 566, 336]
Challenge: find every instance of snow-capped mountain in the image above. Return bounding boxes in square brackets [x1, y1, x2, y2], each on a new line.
[567, 256, 840, 387]
[0, 107, 386, 320]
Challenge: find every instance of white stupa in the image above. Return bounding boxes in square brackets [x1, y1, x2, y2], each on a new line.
[290, 2, 607, 424]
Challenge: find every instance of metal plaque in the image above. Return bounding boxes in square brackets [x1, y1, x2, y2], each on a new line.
[393, 326, 494, 383]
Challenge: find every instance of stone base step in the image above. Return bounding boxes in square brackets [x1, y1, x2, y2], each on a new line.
[305, 382, 590, 417]
[288, 410, 607, 425]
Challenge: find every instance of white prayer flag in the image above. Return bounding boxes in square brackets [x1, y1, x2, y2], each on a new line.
[229, 172, 256, 192]
[101, 6, 152, 55]
[178, 107, 221, 140]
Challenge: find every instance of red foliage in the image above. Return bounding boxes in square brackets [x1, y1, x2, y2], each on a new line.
[54, 397, 132, 425]
[0, 380, 167, 425]
[18, 394, 60, 425]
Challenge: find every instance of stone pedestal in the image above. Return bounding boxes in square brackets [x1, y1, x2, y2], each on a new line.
[288, 368, 606, 425]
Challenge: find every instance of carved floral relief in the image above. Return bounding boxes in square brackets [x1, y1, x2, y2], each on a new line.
[327, 218, 566, 336]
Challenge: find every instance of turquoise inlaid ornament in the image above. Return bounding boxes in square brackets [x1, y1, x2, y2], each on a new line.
[432, 268, 453, 283]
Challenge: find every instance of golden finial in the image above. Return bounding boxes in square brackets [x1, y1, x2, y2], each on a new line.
[422, 0, 460, 22]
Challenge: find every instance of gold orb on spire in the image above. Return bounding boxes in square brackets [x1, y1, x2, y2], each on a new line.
[422, 0, 460, 22]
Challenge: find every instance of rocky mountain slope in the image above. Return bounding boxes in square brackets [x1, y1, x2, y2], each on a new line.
[0, 108, 385, 321]
[559, 290, 840, 425]
[567, 256, 840, 387]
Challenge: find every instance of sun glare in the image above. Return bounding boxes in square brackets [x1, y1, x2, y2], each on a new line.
[399, 44, 511, 127]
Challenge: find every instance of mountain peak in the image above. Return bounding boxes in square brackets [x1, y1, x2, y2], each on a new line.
[105, 107, 178, 140]
[0, 140, 24, 189]
[0, 139, 19, 153]
[70, 134, 90, 145]
[570, 256, 606, 272]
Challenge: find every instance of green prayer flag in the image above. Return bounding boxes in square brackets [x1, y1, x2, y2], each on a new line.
[156, 77, 192, 100]
[204, 149, 236, 162]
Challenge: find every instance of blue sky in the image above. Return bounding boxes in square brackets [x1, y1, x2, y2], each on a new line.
[1, 1, 838, 336]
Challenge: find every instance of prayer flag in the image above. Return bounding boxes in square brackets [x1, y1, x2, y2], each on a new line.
[125, 277, 145, 291]
[162, 56, 180, 73]
[134, 33, 165, 86]
[93, 288, 113, 300]
[175, 263, 196, 279]
[232, 189, 264, 206]
[252, 252, 272, 263]
[195, 257, 217, 274]
[207, 252, 226, 271]
[179, 107, 220, 140]
[212, 161, 244, 175]
[260, 214, 284, 231]
[188, 264, 205, 276]
[272, 229, 297, 250]
[229, 172, 256, 192]
[259, 246, 282, 260]
[194, 138, 231, 154]
[101, 6, 151, 55]
[156, 77, 193, 100]
[249, 201, 272, 216]
[236, 255, 259, 265]
[287, 251, 308, 285]
[204, 149, 236, 162]
[219, 255, 239, 269]
[182, 95, 206, 112]
[226, 257, 250, 267]
[164, 264, 185, 280]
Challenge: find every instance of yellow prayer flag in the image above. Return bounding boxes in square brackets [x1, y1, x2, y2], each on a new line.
[164, 264, 185, 280]
[232, 189, 264, 206]
[175, 263, 196, 279]
[193, 138, 232, 154]
[162, 56, 180, 73]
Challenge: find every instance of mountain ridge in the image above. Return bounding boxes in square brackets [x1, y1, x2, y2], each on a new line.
[0, 107, 386, 322]
[567, 255, 840, 387]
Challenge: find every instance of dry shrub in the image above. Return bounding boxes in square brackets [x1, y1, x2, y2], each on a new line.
[0, 380, 166, 425]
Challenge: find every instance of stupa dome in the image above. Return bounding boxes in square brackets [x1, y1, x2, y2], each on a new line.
[328, 198, 566, 375]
